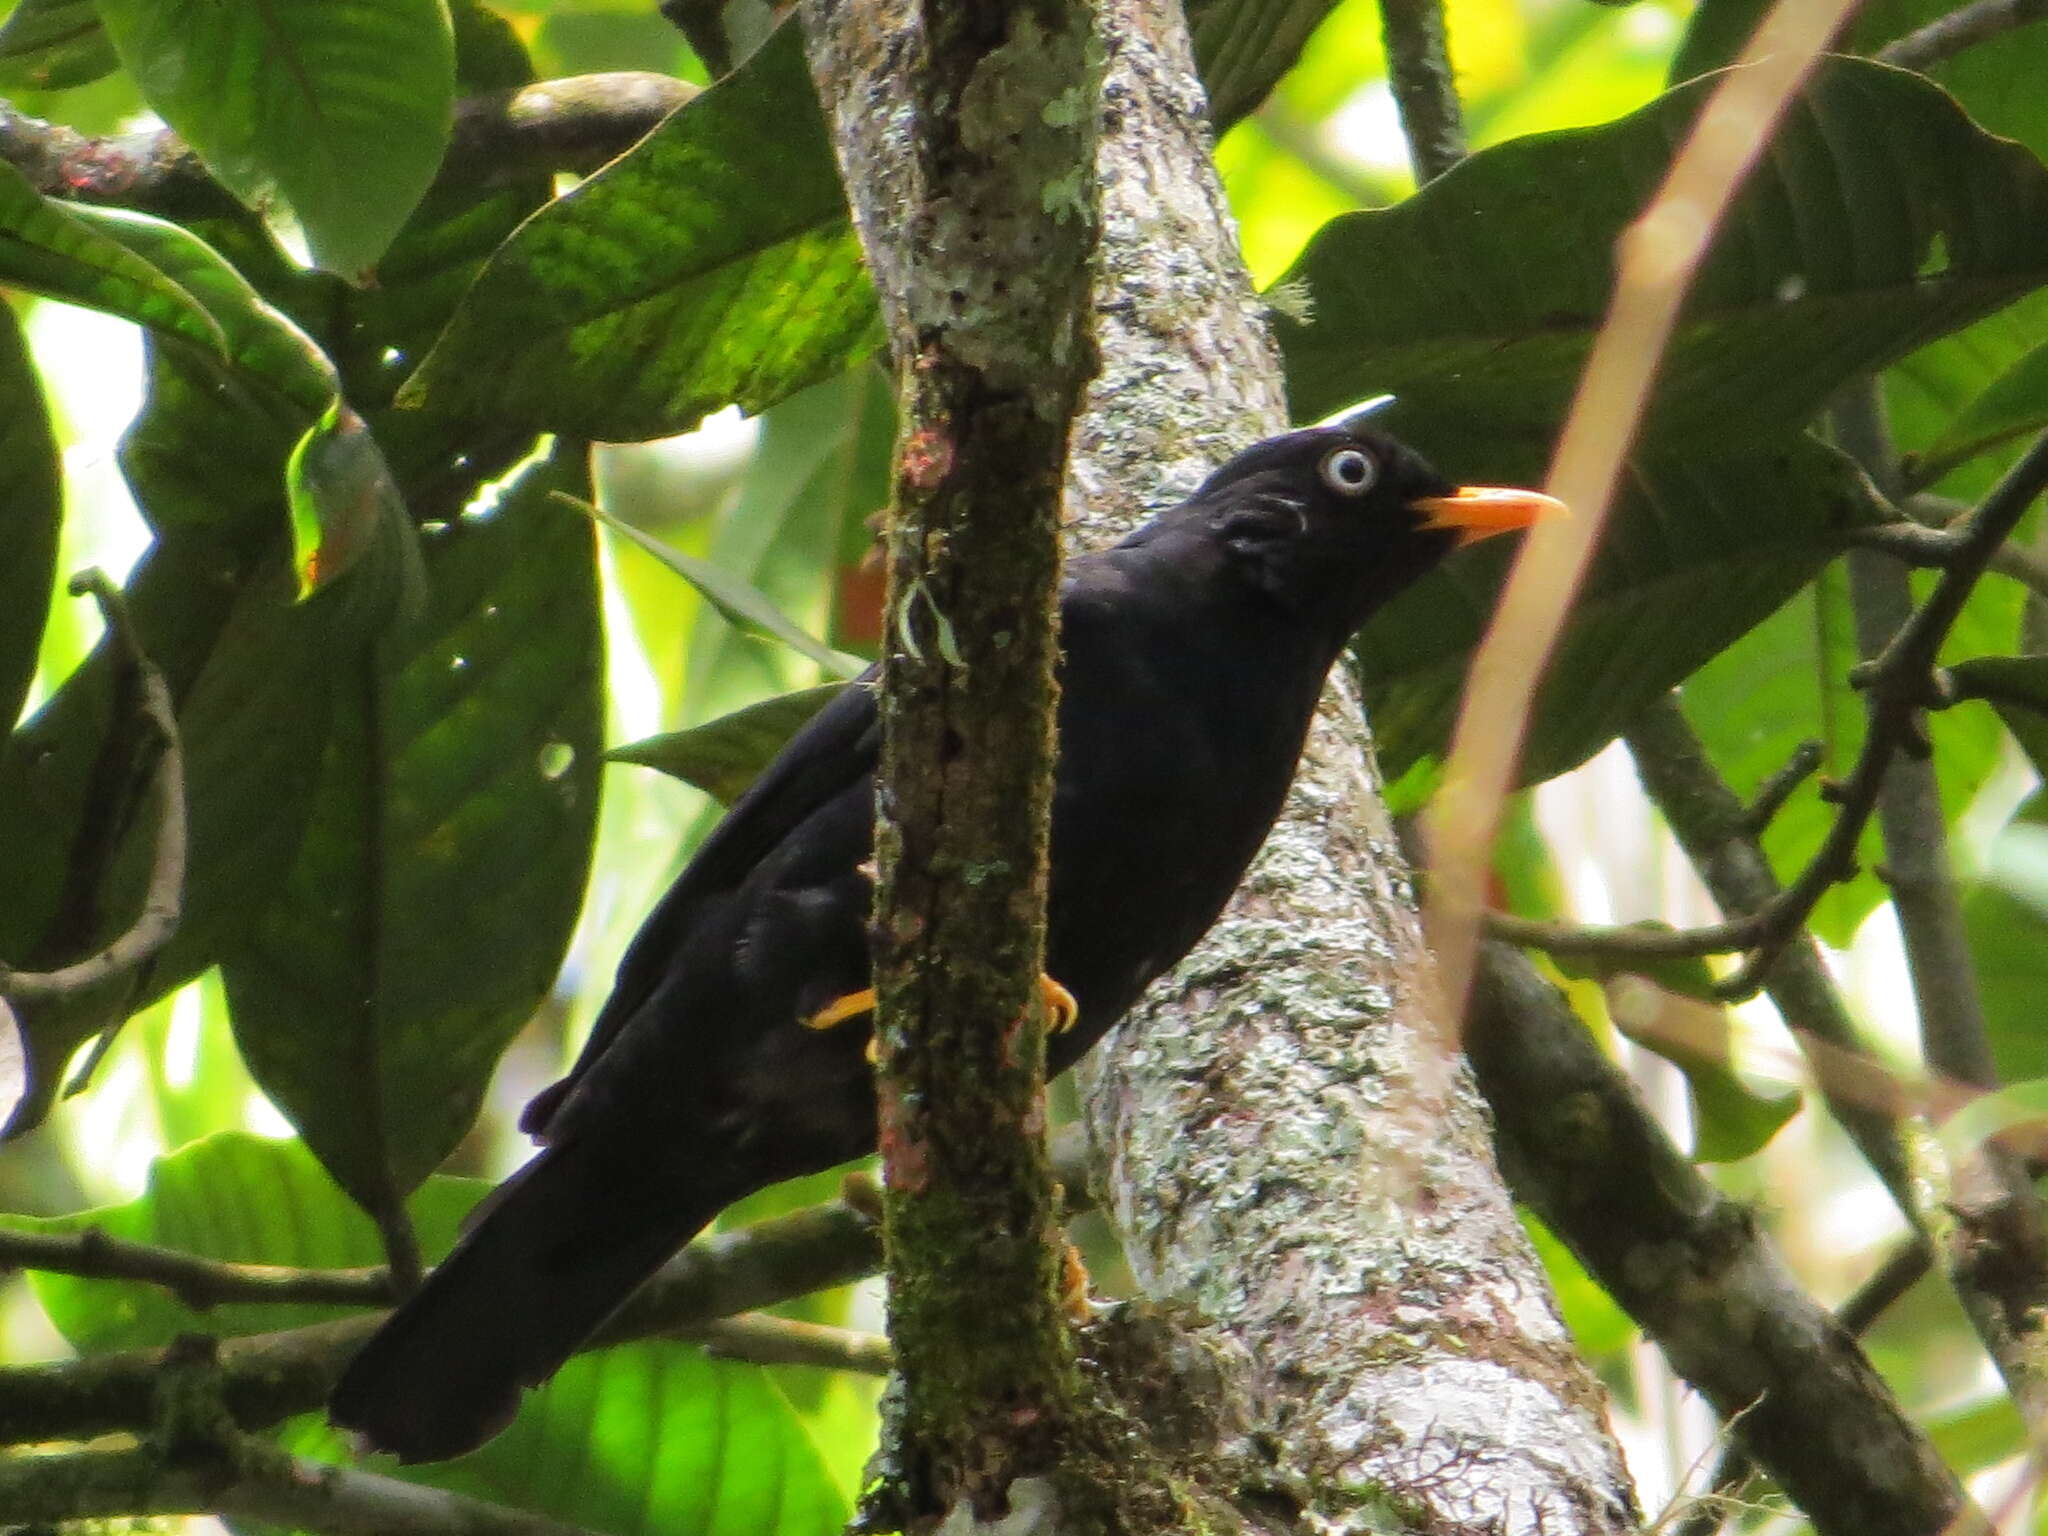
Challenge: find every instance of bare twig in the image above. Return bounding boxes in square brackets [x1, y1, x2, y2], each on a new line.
[0, 571, 184, 1005]
[0, 1227, 394, 1310]
[1851, 512, 2048, 605]
[1876, 0, 2048, 70]
[0, 74, 693, 222]
[693, 1312, 891, 1375]
[0, 1439, 605, 1536]
[1484, 908, 1764, 961]
[1742, 739, 1825, 833]
[1424, 0, 1864, 1018]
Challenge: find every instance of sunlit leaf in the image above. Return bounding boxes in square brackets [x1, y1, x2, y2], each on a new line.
[3, 1131, 485, 1351]
[1964, 793, 2048, 1083]
[1187, 0, 1344, 129]
[399, 22, 881, 441]
[610, 683, 847, 804]
[0, 300, 61, 733]
[90, 0, 455, 276]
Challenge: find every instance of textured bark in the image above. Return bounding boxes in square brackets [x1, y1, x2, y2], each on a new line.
[802, 0, 1104, 1522]
[812, 2, 1638, 1532]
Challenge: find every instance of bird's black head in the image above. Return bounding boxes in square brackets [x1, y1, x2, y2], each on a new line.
[1176, 416, 1562, 647]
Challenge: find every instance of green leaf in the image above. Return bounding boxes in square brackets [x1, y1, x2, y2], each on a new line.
[1940, 1075, 2048, 1163]
[0, 0, 117, 91]
[610, 683, 847, 804]
[1187, 0, 1344, 130]
[1965, 794, 2048, 1082]
[7, 1129, 853, 1536]
[1276, 58, 2048, 450]
[0, 161, 226, 355]
[0, 300, 61, 732]
[1520, 1212, 1634, 1359]
[581, 497, 866, 681]
[2, 1131, 486, 1352]
[1918, 335, 2048, 488]
[1855, 0, 2048, 165]
[1355, 434, 1877, 784]
[1949, 654, 2048, 775]
[219, 444, 604, 1210]
[400, 22, 883, 441]
[286, 1344, 851, 1536]
[91, 0, 455, 277]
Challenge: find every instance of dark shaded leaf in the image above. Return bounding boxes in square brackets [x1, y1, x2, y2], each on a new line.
[611, 683, 847, 804]
[0, 0, 117, 91]
[1277, 60, 2048, 450]
[1356, 435, 1879, 783]
[0, 300, 60, 733]
[219, 444, 604, 1208]
[400, 23, 881, 441]
[1187, 0, 1344, 130]
[90, 0, 455, 276]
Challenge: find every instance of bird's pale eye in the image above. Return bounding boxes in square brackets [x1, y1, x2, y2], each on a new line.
[1319, 447, 1377, 496]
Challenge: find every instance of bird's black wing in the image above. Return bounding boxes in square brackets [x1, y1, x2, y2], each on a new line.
[521, 671, 881, 1137]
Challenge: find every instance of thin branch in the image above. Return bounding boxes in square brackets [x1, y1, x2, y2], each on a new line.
[0, 74, 693, 222]
[1742, 739, 1824, 833]
[1377, 0, 1467, 184]
[0, 1227, 394, 1310]
[1876, 0, 2048, 70]
[0, 1440, 604, 1536]
[692, 1312, 891, 1375]
[0, 571, 185, 1005]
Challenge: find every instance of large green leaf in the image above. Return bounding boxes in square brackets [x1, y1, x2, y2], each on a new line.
[0, 300, 60, 733]
[90, 0, 455, 277]
[1277, 59, 2048, 449]
[1855, 0, 2048, 166]
[218, 444, 604, 1212]
[399, 22, 882, 441]
[1355, 433, 1879, 783]
[0, 0, 117, 90]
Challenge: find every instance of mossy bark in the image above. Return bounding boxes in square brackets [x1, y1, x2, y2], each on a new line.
[804, 1, 1105, 1524]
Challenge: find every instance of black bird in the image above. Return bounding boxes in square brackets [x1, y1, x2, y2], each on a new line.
[329, 417, 1559, 1461]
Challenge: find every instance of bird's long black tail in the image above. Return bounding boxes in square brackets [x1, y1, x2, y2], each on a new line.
[329, 1136, 733, 1463]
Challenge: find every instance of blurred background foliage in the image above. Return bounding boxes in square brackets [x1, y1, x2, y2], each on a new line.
[3, 0, 2048, 1530]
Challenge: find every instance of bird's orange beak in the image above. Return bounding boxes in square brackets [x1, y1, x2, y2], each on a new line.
[1409, 486, 1568, 547]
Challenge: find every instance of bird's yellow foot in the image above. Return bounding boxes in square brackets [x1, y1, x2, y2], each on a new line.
[1038, 975, 1079, 1035]
[803, 988, 876, 1032]
[1059, 1239, 1093, 1322]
